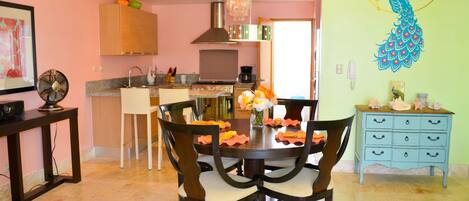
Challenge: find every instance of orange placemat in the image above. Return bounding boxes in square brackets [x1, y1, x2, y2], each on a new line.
[198, 131, 249, 146]
[276, 131, 325, 145]
[191, 120, 231, 129]
[264, 118, 301, 128]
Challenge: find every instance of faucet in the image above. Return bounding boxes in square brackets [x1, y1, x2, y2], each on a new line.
[127, 66, 144, 88]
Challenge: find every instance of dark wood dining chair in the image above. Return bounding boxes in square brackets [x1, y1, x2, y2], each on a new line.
[266, 98, 319, 170]
[259, 115, 355, 201]
[158, 118, 260, 201]
[158, 100, 243, 175]
[269, 98, 319, 121]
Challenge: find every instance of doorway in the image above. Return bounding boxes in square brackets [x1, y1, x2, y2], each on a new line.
[258, 19, 316, 120]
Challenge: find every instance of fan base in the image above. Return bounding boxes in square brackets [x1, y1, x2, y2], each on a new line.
[38, 104, 64, 112]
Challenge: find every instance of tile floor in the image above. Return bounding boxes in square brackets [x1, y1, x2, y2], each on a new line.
[4, 146, 469, 201]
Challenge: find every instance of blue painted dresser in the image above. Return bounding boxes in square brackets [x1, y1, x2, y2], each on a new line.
[354, 105, 454, 187]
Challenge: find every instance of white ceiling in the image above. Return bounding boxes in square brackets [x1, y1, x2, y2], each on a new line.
[147, 0, 314, 5]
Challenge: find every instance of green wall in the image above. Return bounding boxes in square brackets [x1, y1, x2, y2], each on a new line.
[319, 0, 469, 164]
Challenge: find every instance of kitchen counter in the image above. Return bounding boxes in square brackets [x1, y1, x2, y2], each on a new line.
[87, 86, 230, 99]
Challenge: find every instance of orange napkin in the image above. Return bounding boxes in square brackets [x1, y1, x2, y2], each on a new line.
[191, 120, 231, 129]
[198, 131, 249, 146]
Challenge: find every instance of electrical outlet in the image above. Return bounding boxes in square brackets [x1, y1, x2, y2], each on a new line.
[336, 64, 344, 74]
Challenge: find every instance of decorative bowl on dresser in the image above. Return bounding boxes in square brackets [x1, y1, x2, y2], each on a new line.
[354, 105, 454, 187]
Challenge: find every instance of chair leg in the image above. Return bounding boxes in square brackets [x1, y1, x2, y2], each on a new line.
[120, 113, 125, 168]
[147, 114, 153, 170]
[236, 160, 244, 176]
[133, 115, 139, 160]
[325, 189, 333, 201]
[157, 116, 163, 170]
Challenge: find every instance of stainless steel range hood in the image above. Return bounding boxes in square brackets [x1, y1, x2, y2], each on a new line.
[191, 1, 236, 44]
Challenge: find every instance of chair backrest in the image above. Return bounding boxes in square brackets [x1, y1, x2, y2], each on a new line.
[158, 100, 199, 124]
[158, 118, 258, 200]
[260, 115, 354, 195]
[158, 88, 190, 104]
[120, 88, 151, 114]
[269, 98, 318, 121]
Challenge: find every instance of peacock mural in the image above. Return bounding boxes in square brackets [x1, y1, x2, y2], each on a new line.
[375, 0, 424, 72]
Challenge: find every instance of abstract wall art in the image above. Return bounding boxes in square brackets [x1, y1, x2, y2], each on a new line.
[374, 0, 425, 72]
[0, 1, 37, 95]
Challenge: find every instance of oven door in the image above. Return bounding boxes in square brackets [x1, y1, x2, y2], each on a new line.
[198, 96, 233, 120]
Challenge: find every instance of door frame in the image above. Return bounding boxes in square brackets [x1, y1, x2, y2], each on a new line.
[257, 18, 317, 99]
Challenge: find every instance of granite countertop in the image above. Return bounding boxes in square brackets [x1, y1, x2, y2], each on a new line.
[87, 86, 230, 99]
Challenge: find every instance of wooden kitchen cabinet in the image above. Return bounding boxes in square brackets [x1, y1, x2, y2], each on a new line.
[99, 4, 158, 55]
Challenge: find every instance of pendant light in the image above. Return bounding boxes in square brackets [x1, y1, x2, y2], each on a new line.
[228, 1, 272, 42]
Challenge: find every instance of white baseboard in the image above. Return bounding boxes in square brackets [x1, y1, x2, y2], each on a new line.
[0, 148, 94, 201]
[332, 160, 469, 177]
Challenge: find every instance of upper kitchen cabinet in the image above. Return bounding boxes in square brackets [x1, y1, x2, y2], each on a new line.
[99, 4, 158, 55]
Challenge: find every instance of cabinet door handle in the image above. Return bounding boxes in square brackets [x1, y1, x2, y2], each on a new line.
[428, 120, 441, 125]
[427, 136, 440, 141]
[404, 136, 409, 141]
[372, 134, 385, 140]
[373, 118, 386, 124]
[372, 150, 385, 156]
[405, 120, 410, 125]
[427, 152, 439, 157]
[404, 152, 408, 158]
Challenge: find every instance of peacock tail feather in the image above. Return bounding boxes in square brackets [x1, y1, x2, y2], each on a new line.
[375, 0, 424, 72]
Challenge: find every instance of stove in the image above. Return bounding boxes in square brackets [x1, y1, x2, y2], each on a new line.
[192, 81, 235, 120]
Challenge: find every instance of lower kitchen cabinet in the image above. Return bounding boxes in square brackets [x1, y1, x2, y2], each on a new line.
[354, 105, 454, 187]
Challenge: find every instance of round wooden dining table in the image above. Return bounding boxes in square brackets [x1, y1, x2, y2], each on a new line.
[194, 119, 325, 178]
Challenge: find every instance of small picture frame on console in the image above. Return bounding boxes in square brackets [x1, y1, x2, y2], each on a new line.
[0, 0, 37, 95]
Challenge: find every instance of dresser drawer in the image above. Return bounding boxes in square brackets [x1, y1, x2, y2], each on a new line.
[392, 149, 419, 162]
[419, 149, 446, 163]
[365, 115, 393, 129]
[393, 132, 419, 146]
[365, 147, 392, 161]
[394, 116, 420, 130]
[420, 133, 446, 147]
[365, 131, 392, 145]
[421, 116, 448, 131]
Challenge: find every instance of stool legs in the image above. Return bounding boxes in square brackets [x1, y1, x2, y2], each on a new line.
[147, 114, 153, 170]
[158, 122, 162, 170]
[120, 113, 125, 168]
[133, 115, 139, 160]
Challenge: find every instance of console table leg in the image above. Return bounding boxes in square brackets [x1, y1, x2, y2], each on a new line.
[69, 115, 81, 183]
[359, 165, 365, 184]
[429, 166, 435, 176]
[41, 125, 54, 181]
[443, 170, 448, 188]
[7, 133, 24, 201]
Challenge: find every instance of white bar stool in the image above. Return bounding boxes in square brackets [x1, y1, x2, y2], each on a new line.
[120, 88, 158, 170]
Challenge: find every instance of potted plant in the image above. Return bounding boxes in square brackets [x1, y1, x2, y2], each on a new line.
[238, 85, 277, 127]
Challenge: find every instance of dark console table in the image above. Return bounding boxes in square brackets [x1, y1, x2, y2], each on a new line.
[0, 108, 80, 201]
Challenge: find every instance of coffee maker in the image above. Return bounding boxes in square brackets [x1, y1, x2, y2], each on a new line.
[239, 66, 253, 83]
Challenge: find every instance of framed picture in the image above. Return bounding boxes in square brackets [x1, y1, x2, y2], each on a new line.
[0, 1, 37, 95]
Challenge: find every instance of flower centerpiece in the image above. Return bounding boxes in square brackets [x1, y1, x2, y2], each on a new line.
[238, 85, 277, 127]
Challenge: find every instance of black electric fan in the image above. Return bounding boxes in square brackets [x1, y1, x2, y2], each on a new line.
[37, 69, 69, 111]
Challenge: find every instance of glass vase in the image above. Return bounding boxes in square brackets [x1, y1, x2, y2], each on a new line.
[250, 110, 264, 128]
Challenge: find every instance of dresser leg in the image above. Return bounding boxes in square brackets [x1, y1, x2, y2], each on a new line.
[442, 170, 448, 188]
[429, 166, 435, 176]
[354, 156, 359, 174]
[359, 165, 365, 184]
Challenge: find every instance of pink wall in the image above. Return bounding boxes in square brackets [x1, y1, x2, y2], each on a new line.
[152, 1, 315, 74]
[0, 0, 153, 181]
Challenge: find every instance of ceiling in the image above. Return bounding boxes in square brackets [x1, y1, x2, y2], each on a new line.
[147, 0, 314, 5]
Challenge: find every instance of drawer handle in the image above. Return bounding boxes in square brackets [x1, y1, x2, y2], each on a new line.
[405, 120, 410, 125]
[373, 118, 386, 124]
[404, 152, 408, 158]
[428, 120, 441, 125]
[372, 134, 385, 140]
[426, 152, 439, 157]
[427, 136, 440, 141]
[404, 136, 409, 141]
[372, 150, 385, 156]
